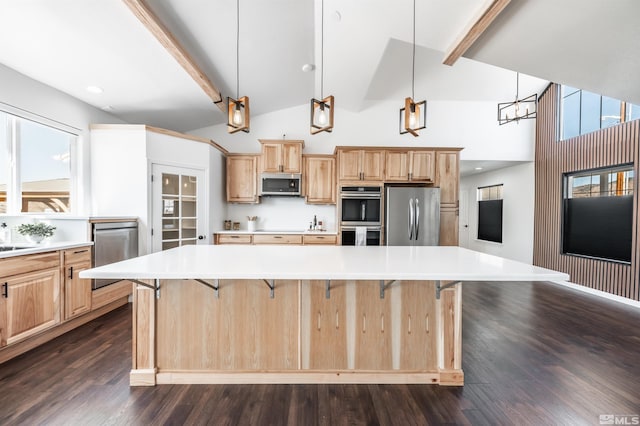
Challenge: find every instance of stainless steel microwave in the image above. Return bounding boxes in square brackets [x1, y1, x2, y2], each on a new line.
[260, 173, 301, 196]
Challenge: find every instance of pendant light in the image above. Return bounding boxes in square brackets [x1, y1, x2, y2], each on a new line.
[399, 0, 426, 137]
[310, 0, 334, 134]
[227, 0, 250, 133]
[497, 72, 537, 125]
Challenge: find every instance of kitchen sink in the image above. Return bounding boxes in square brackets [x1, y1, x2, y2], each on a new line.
[0, 245, 36, 252]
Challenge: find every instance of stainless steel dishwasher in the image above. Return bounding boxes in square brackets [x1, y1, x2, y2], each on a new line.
[92, 221, 139, 290]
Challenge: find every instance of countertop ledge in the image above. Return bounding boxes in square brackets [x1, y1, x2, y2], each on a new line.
[0, 241, 93, 259]
[81, 245, 570, 282]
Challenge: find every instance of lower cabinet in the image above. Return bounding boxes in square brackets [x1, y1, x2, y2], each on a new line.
[439, 208, 459, 246]
[303, 234, 337, 245]
[300, 280, 437, 371]
[63, 248, 92, 320]
[253, 234, 303, 245]
[1, 267, 61, 347]
[0, 245, 130, 363]
[215, 233, 338, 245]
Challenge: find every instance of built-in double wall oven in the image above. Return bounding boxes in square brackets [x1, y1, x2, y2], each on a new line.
[339, 185, 382, 245]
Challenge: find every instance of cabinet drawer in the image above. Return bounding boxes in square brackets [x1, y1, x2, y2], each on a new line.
[0, 252, 60, 278]
[217, 234, 253, 244]
[253, 234, 303, 245]
[63, 247, 92, 264]
[303, 234, 337, 245]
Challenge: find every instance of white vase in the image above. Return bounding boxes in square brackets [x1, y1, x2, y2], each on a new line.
[26, 235, 45, 244]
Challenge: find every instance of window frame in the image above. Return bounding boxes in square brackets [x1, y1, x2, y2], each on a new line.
[477, 183, 504, 244]
[561, 164, 634, 264]
[0, 107, 80, 215]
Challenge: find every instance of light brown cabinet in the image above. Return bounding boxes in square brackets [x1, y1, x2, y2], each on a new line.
[436, 151, 459, 208]
[259, 140, 303, 174]
[303, 155, 336, 204]
[302, 234, 337, 245]
[439, 209, 459, 246]
[226, 154, 258, 203]
[215, 234, 253, 244]
[0, 252, 61, 347]
[63, 248, 92, 320]
[385, 150, 434, 182]
[337, 149, 385, 181]
[215, 233, 337, 245]
[253, 234, 303, 245]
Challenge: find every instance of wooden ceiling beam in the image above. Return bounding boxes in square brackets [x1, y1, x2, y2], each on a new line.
[122, 0, 226, 111]
[442, 0, 512, 66]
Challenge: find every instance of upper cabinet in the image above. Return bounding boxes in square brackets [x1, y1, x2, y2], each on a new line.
[259, 140, 303, 174]
[337, 149, 385, 182]
[385, 150, 434, 182]
[304, 155, 336, 204]
[435, 151, 459, 207]
[227, 154, 258, 203]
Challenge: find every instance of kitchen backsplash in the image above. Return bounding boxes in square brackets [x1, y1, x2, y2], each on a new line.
[225, 197, 336, 232]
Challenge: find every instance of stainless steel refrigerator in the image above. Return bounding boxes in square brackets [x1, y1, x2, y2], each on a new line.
[385, 186, 440, 246]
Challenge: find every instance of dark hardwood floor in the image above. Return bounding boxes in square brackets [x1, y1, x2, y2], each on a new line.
[1, 281, 639, 425]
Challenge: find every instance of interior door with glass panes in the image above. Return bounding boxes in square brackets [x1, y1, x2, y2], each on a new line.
[151, 164, 207, 252]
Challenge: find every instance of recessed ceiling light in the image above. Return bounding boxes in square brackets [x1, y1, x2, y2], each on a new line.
[474, 167, 483, 170]
[86, 85, 104, 94]
[301, 63, 315, 72]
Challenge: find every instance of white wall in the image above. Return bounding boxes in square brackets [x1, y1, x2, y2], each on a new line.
[227, 198, 336, 232]
[90, 127, 149, 252]
[0, 64, 126, 215]
[190, 100, 535, 161]
[460, 162, 535, 264]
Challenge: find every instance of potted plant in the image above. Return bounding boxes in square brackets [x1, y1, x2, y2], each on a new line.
[17, 223, 56, 244]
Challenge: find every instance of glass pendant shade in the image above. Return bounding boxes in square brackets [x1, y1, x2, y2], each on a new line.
[227, 96, 250, 133]
[399, 97, 426, 136]
[310, 95, 334, 134]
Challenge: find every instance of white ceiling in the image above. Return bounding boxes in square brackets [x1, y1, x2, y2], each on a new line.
[0, 0, 638, 133]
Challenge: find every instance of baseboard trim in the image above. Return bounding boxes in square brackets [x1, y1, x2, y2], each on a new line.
[552, 280, 640, 310]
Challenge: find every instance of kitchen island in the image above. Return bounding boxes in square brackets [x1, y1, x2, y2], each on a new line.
[80, 245, 569, 386]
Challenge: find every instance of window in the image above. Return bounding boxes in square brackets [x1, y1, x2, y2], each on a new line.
[559, 86, 636, 140]
[477, 184, 503, 243]
[627, 103, 640, 122]
[0, 110, 76, 214]
[562, 165, 634, 263]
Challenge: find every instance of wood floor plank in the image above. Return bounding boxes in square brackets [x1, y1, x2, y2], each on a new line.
[1, 281, 640, 425]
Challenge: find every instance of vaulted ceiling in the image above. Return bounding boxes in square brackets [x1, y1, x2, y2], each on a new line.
[0, 0, 638, 132]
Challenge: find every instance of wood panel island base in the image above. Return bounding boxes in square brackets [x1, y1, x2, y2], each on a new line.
[80, 246, 569, 387]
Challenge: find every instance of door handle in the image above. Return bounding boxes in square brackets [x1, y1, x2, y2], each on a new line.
[198, 235, 205, 240]
[408, 198, 414, 240]
[68, 266, 74, 280]
[2, 282, 7, 298]
[414, 198, 420, 240]
[361, 201, 366, 221]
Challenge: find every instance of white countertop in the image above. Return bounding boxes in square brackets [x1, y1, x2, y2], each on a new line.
[0, 241, 93, 259]
[80, 245, 569, 282]
[215, 230, 338, 235]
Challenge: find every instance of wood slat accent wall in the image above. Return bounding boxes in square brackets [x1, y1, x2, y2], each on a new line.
[534, 84, 640, 301]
